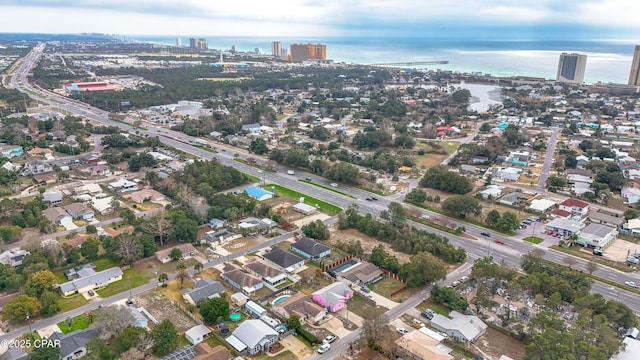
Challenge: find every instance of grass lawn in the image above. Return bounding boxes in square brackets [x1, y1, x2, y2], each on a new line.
[255, 350, 298, 360]
[96, 268, 147, 298]
[298, 180, 356, 199]
[416, 297, 451, 316]
[265, 184, 341, 215]
[550, 245, 634, 273]
[523, 236, 544, 244]
[56, 314, 90, 334]
[161, 279, 195, 303]
[205, 333, 231, 350]
[57, 293, 89, 312]
[349, 294, 386, 319]
[92, 257, 119, 271]
[131, 201, 163, 211]
[275, 279, 294, 289]
[245, 173, 260, 183]
[368, 276, 405, 299]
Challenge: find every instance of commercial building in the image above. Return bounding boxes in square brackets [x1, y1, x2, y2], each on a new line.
[63, 81, 115, 92]
[576, 223, 618, 251]
[271, 41, 282, 56]
[290, 43, 326, 63]
[629, 45, 640, 86]
[556, 53, 587, 84]
[189, 38, 208, 51]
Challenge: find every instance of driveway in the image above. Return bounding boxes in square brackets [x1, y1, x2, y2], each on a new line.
[280, 335, 312, 359]
[312, 317, 351, 338]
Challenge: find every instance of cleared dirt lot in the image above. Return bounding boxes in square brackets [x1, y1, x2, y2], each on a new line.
[328, 227, 412, 264]
[132, 288, 199, 333]
[474, 327, 526, 360]
[605, 238, 640, 262]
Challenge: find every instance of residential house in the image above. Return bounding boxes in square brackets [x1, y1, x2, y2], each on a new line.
[459, 164, 480, 174]
[262, 247, 305, 273]
[271, 292, 327, 324]
[528, 199, 556, 213]
[292, 202, 317, 215]
[185, 325, 211, 345]
[558, 198, 590, 218]
[551, 209, 572, 219]
[430, 311, 488, 343]
[336, 262, 383, 286]
[493, 167, 522, 182]
[0, 250, 29, 267]
[498, 192, 528, 206]
[222, 264, 264, 294]
[63, 264, 96, 280]
[200, 230, 241, 246]
[243, 257, 287, 287]
[0, 145, 24, 158]
[64, 203, 95, 221]
[129, 305, 148, 328]
[587, 211, 624, 228]
[42, 207, 73, 225]
[49, 328, 101, 360]
[545, 218, 585, 237]
[225, 319, 278, 355]
[471, 156, 489, 164]
[59, 267, 123, 296]
[43, 190, 63, 205]
[238, 217, 271, 233]
[289, 237, 331, 259]
[507, 151, 530, 166]
[230, 292, 249, 307]
[129, 188, 165, 203]
[74, 183, 103, 196]
[479, 185, 503, 200]
[312, 281, 353, 312]
[244, 187, 273, 201]
[155, 243, 197, 264]
[624, 219, 640, 236]
[622, 185, 640, 204]
[23, 160, 53, 175]
[0, 347, 27, 360]
[245, 301, 267, 318]
[191, 343, 232, 360]
[91, 196, 114, 215]
[395, 330, 454, 360]
[32, 172, 57, 184]
[82, 164, 111, 176]
[208, 218, 227, 229]
[576, 223, 618, 251]
[576, 155, 590, 168]
[182, 278, 225, 305]
[241, 123, 261, 133]
[108, 179, 137, 192]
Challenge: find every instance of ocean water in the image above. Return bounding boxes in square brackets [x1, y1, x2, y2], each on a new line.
[128, 36, 638, 84]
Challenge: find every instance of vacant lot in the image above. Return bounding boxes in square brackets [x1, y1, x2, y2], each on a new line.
[475, 326, 526, 360]
[132, 288, 199, 333]
[222, 238, 258, 253]
[328, 227, 411, 264]
[348, 293, 386, 320]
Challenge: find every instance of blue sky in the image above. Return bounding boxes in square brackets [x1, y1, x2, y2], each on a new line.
[0, 0, 638, 38]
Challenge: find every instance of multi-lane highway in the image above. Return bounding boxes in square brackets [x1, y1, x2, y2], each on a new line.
[7, 45, 640, 352]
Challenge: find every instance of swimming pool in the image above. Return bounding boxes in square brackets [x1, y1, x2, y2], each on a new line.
[272, 295, 291, 305]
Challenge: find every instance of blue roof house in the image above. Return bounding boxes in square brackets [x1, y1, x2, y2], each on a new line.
[245, 187, 273, 201]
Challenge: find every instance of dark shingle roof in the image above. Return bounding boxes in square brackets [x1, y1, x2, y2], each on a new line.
[182, 278, 225, 304]
[290, 237, 330, 257]
[50, 328, 100, 358]
[262, 247, 304, 268]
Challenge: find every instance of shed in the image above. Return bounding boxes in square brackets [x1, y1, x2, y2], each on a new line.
[185, 324, 211, 345]
[245, 300, 267, 318]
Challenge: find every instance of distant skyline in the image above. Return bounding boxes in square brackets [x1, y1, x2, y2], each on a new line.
[1, 0, 639, 39]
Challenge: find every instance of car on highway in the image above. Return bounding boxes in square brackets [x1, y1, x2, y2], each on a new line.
[287, 170, 295, 175]
[305, 177, 312, 181]
[330, 183, 338, 188]
[371, 196, 378, 200]
[396, 327, 409, 335]
[317, 343, 331, 354]
[494, 239, 505, 245]
[323, 335, 336, 344]
[366, 197, 373, 201]
[480, 232, 491, 237]
[625, 281, 639, 289]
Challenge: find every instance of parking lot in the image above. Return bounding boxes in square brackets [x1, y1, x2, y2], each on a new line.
[604, 239, 640, 262]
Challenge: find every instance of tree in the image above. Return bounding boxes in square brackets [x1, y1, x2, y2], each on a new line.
[431, 285, 469, 311]
[394, 134, 415, 149]
[169, 247, 182, 261]
[176, 263, 188, 288]
[563, 256, 578, 270]
[564, 154, 577, 168]
[359, 314, 389, 349]
[194, 262, 204, 273]
[81, 238, 101, 261]
[301, 220, 330, 240]
[496, 212, 520, 231]
[25, 270, 57, 298]
[546, 175, 567, 189]
[40, 290, 60, 317]
[2, 295, 41, 323]
[158, 272, 168, 287]
[441, 195, 482, 218]
[405, 188, 428, 204]
[380, 202, 407, 228]
[451, 88, 471, 104]
[29, 343, 60, 360]
[479, 122, 492, 133]
[419, 165, 473, 194]
[113, 235, 143, 265]
[95, 305, 135, 340]
[485, 210, 501, 227]
[624, 209, 638, 220]
[86, 224, 98, 234]
[114, 325, 151, 355]
[199, 298, 230, 324]
[152, 320, 179, 356]
[286, 315, 302, 330]
[249, 138, 269, 155]
[172, 216, 199, 243]
[323, 162, 359, 183]
[85, 337, 115, 360]
[400, 252, 447, 287]
[141, 211, 171, 247]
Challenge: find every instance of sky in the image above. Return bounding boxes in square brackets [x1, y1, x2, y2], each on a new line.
[0, 0, 639, 39]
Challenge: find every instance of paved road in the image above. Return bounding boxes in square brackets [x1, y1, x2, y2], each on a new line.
[537, 127, 560, 189]
[7, 45, 640, 346]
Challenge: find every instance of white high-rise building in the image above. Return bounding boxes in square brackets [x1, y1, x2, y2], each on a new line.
[271, 41, 282, 56]
[176, 37, 181, 47]
[628, 45, 640, 86]
[556, 53, 587, 84]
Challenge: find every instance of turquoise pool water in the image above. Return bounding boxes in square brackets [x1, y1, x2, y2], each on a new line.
[272, 295, 291, 305]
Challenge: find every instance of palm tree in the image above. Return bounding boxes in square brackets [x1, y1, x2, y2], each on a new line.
[194, 262, 203, 273]
[176, 268, 188, 289]
[158, 272, 168, 287]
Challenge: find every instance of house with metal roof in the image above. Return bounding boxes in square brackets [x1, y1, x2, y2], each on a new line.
[43, 190, 63, 205]
[185, 325, 211, 345]
[312, 281, 353, 312]
[290, 237, 330, 259]
[245, 300, 267, 318]
[182, 278, 225, 305]
[262, 247, 305, 273]
[49, 328, 101, 360]
[576, 223, 618, 251]
[129, 305, 149, 328]
[225, 319, 278, 355]
[545, 218, 585, 237]
[244, 187, 273, 201]
[208, 218, 227, 229]
[59, 267, 123, 296]
[430, 311, 487, 343]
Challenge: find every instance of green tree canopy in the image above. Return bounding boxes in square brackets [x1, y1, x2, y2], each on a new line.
[151, 320, 179, 356]
[199, 298, 230, 324]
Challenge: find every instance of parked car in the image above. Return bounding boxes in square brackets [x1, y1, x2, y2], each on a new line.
[323, 335, 336, 344]
[360, 286, 370, 293]
[421, 310, 434, 320]
[88, 290, 95, 297]
[593, 249, 603, 256]
[452, 281, 460, 287]
[625, 281, 639, 289]
[460, 276, 469, 282]
[494, 239, 505, 245]
[480, 232, 491, 237]
[396, 327, 409, 335]
[627, 256, 639, 264]
[317, 344, 331, 354]
[412, 319, 425, 327]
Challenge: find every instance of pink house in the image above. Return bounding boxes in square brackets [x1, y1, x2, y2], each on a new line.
[311, 281, 353, 312]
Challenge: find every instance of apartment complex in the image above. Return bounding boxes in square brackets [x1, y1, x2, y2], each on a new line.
[189, 38, 208, 51]
[556, 53, 587, 83]
[290, 43, 326, 62]
[271, 41, 282, 56]
[629, 45, 640, 86]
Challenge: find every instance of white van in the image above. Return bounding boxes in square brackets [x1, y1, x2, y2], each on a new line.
[287, 170, 295, 175]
